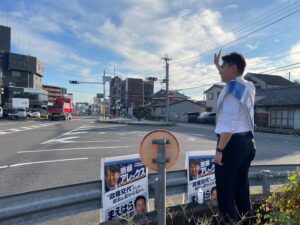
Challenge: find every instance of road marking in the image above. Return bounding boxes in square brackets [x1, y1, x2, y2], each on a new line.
[0, 165, 9, 169]
[7, 128, 22, 132]
[8, 158, 89, 167]
[18, 146, 130, 153]
[20, 127, 33, 130]
[41, 136, 80, 144]
[186, 133, 211, 137]
[0, 123, 58, 136]
[42, 125, 87, 142]
[62, 131, 87, 135]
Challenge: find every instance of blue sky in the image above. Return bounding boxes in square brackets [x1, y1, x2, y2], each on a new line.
[1, 0, 300, 103]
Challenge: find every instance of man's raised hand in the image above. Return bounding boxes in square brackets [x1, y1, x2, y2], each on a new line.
[214, 49, 222, 72]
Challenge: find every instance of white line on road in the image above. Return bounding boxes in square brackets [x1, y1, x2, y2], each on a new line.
[186, 133, 211, 137]
[0, 165, 9, 169]
[41, 136, 80, 144]
[20, 127, 33, 130]
[8, 158, 89, 167]
[62, 131, 87, 135]
[17, 146, 130, 153]
[7, 129, 22, 132]
[41, 125, 87, 143]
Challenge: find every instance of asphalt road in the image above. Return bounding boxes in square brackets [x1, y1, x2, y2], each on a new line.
[0, 117, 300, 197]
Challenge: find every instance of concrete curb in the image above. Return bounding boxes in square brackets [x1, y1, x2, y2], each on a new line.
[96, 120, 175, 126]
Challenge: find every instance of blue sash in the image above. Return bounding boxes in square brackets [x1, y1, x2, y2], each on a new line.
[217, 80, 255, 134]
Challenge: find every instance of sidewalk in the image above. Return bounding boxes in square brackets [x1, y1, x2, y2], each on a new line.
[96, 117, 175, 126]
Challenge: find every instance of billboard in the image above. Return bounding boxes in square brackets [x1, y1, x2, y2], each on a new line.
[101, 154, 149, 222]
[186, 151, 216, 203]
[12, 98, 29, 108]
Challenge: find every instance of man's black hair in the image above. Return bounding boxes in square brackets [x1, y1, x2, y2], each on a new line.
[222, 52, 246, 75]
[105, 165, 120, 175]
[211, 186, 217, 194]
[134, 195, 146, 207]
[189, 159, 200, 166]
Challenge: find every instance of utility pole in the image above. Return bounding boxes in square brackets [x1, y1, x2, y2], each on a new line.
[103, 70, 106, 120]
[162, 54, 171, 122]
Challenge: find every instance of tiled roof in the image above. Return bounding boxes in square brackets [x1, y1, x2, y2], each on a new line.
[245, 73, 295, 86]
[152, 89, 189, 99]
[151, 100, 203, 108]
[256, 85, 300, 106]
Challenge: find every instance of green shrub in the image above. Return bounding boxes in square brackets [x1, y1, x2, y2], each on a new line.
[256, 172, 300, 224]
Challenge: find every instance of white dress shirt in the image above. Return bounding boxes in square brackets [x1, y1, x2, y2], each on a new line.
[215, 77, 253, 134]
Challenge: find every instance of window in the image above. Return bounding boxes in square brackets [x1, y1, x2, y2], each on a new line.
[269, 109, 294, 128]
[207, 92, 214, 100]
[12, 71, 21, 77]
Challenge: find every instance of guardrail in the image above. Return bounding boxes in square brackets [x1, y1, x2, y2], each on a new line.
[0, 164, 299, 225]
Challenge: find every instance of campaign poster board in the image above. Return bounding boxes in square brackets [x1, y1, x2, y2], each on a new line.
[186, 150, 216, 203]
[101, 154, 149, 221]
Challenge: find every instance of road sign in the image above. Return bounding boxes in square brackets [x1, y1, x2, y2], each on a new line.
[139, 129, 180, 171]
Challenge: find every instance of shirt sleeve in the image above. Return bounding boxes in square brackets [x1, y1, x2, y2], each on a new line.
[216, 94, 240, 133]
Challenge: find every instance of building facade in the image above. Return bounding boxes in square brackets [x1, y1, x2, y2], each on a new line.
[42, 85, 67, 103]
[2, 53, 44, 89]
[203, 83, 224, 112]
[151, 100, 205, 122]
[110, 76, 122, 116]
[3, 86, 48, 109]
[255, 85, 300, 130]
[109, 76, 154, 116]
[0, 25, 11, 105]
[0, 25, 11, 53]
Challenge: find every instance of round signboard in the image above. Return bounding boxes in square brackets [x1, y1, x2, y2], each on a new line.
[140, 129, 180, 171]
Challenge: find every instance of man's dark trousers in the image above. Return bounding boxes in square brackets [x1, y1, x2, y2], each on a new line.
[215, 133, 256, 222]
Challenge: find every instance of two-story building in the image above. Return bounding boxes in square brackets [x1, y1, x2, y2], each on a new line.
[203, 83, 225, 112]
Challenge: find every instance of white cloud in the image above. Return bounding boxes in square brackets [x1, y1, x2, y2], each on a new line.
[79, 6, 235, 92]
[225, 4, 239, 10]
[246, 43, 259, 50]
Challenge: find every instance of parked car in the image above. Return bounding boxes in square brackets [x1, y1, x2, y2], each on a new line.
[197, 112, 216, 124]
[187, 112, 200, 123]
[0, 106, 3, 119]
[28, 110, 41, 118]
[4, 108, 19, 120]
[17, 108, 27, 119]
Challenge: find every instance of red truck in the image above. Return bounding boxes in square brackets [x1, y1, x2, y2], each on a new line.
[47, 97, 73, 120]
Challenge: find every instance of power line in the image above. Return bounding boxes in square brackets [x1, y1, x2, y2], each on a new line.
[172, 7, 300, 65]
[260, 62, 300, 73]
[189, 2, 296, 50]
[194, 1, 300, 54]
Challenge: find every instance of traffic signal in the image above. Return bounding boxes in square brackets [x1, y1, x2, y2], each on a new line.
[146, 77, 157, 81]
[1, 87, 4, 94]
[69, 80, 79, 84]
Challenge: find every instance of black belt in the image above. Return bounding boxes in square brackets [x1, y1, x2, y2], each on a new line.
[232, 131, 252, 137]
[217, 131, 252, 137]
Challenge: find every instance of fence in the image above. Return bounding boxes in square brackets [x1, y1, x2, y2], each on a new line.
[0, 164, 299, 225]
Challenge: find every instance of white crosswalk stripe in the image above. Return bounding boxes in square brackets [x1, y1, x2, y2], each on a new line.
[0, 123, 58, 136]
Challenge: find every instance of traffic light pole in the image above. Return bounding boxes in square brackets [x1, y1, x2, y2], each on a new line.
[69, 73, 111, 120]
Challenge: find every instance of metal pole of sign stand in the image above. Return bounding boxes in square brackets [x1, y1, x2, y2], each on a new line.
[152, 139, 170, 225]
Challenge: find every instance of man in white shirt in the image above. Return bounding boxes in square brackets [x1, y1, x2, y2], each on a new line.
[213, 50, 256, 224]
